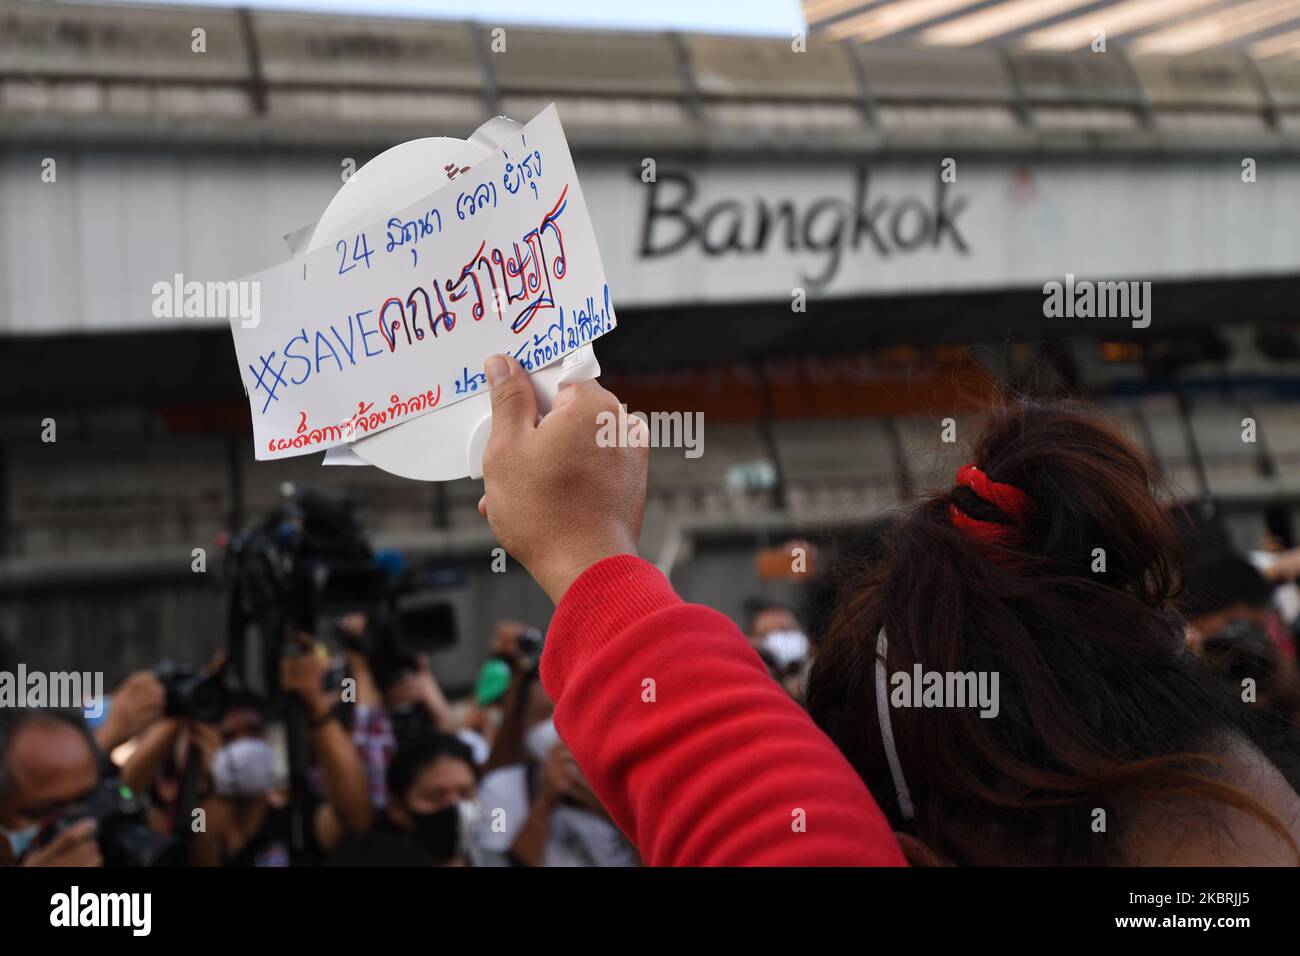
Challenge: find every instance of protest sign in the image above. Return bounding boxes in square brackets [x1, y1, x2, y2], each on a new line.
[228, 104, 616, 460]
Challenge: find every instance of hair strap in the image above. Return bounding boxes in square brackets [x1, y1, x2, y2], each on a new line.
[955, 464, 1034, 523]
[950, 464, 1034, 553]
[875, 627, 915, 821]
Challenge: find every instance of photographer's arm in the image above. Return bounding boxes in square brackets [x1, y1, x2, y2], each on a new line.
[190, 799, 227, 866]
[508, 789, 557, 866]
[118, 717, 182, 794]
[504, 744, 572, 866]
[308, 716, 373, 848]
[338, 614, 383, 708]
[281, 639, 373, 841]
[477, 356, 906, 867]
[95, 671, 165, 753]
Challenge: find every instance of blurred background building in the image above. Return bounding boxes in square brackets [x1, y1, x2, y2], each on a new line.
[2, 0, 1299, 687]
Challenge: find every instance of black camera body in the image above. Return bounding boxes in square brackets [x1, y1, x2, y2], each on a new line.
[42, 779, 183, 867]
[517, 626, 544, 660]
[227, 488, 388, 692]
[154, 660, 228, 724]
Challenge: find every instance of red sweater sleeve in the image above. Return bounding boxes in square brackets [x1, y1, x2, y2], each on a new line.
[539, 554, 907, 867]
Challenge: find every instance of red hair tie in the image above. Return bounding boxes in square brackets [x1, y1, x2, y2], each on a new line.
[949, 463, 1035, 553]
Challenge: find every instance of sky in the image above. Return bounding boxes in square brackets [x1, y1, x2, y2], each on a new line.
[87, 0, 808, 35]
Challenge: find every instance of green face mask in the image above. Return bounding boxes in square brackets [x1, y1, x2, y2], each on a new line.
[474, 659, 512, 707]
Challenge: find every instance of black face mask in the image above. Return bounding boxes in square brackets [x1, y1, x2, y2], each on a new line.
[407, 803, 461, 862]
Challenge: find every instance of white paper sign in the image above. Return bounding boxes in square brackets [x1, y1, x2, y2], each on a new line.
[228, 104, 616, 460]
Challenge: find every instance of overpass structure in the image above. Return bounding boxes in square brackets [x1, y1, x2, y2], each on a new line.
[2, 1, 1300, 681]
[3, 0, 1300, 342]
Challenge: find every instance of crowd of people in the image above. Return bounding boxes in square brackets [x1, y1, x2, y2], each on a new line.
[3, 354, 1300, 866]
[0, 614, 636, 867]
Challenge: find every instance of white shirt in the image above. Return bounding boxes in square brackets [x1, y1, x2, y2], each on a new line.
[476, 764, 638, 867]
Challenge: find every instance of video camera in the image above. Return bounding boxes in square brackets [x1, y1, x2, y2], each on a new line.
[224, 484, 456, 698]
[221, 485, 459, 862]
[223, 484, 461, 759]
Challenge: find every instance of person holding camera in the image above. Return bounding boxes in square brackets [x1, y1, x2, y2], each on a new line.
[190, 635, 372, 865]
[0, 710, 104, 867]
[476, 662, 637, 866]
[1, 663, 185, 868]
[330, 613, 463, 813]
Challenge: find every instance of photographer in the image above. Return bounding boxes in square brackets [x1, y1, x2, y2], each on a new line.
[0, 710, 103, 867]
[336, 620, 397, 813]
[118, 715, 222, 834]
[476, 663, 637, 867]
[333, 613, 459, 812]
[462, 622, 540, 765]
[191, 635, 371, 865]
[330, 730, 479, 866]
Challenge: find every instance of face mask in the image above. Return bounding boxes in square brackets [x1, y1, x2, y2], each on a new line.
[0, 823, 39, 862]
[525, 718, 561, 764]
[212, 737, 275, 800]
[763, 630, 810, 670]
[409, 799, 480, 863]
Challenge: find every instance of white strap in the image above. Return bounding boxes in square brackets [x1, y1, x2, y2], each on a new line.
[875, 626, 916, 821]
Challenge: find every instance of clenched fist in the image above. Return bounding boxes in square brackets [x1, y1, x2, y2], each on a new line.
[478, 354, 648, 603]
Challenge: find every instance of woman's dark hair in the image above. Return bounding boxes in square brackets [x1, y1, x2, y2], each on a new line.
[387, 731, 478, 800]
[1179, 552, 1273, 621]
[806, 398, 1296, 865]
